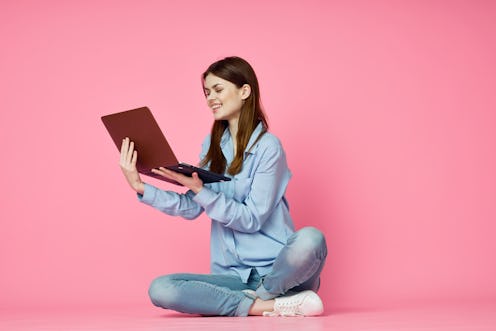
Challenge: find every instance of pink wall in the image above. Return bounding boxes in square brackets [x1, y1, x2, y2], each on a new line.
[1, 0, 495, 311]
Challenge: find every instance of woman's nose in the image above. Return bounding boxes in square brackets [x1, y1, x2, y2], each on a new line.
[206, 94, 217, 104]
[206, 93, 215, 101]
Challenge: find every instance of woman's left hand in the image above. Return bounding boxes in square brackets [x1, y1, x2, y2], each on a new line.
[152, 167, 204, 194]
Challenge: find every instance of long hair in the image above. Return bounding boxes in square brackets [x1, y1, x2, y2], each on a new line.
[200, 56, 268, 175]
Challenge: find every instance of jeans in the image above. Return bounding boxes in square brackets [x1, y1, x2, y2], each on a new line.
[148, 226, 327, 316]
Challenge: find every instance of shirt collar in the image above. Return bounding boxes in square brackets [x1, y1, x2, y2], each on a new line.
[220, 122, 265, 155]
[245, 122, 265, 155]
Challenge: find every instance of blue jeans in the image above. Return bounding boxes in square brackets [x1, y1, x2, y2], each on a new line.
[148, 227, 327, 316]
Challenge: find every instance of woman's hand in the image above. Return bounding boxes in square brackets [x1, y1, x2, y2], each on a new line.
[151, 167, 204, 194]
[120, 137, 145, 194]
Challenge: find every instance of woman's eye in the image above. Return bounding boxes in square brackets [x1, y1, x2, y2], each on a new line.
[215, 89, 223, 94]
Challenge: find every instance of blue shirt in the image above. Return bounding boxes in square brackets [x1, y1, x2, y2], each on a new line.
[138, 123, 295, 282]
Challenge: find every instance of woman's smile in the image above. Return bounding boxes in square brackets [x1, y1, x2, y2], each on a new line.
[204, 73, 244, 122]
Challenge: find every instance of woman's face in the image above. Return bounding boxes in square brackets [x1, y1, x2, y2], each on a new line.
[203, 73, 247, 122]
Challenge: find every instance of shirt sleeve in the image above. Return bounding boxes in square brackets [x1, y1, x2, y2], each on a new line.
[192, 139, 291, 233]
[137, 183, 204, 220]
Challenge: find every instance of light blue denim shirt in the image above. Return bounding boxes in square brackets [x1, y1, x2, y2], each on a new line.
[138, 123, 295, 282]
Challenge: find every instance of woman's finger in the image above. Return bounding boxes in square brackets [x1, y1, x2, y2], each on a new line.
[152, 167, 169, 176]
[120, 137, 129, 164]
[126, 141, 135, 164]
[159, 167, 179, 178]
[131, 150, 138, 167]
[152, 167, 176, 180]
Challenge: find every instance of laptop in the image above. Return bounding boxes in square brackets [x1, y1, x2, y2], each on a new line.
[101, 106, 231, 185]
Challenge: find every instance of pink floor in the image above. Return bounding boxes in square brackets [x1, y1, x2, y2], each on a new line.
[1, 303, 495, 331]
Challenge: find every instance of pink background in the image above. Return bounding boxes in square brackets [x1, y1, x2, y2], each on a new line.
[1, 0, 495, 312]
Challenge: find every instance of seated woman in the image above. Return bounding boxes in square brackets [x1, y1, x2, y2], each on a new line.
[118, 56, 327, 317]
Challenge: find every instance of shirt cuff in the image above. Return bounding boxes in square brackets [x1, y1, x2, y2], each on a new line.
[137, 183, 157, 205]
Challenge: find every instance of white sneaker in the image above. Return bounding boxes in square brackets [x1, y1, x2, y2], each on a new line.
[263, 290, 324, 317]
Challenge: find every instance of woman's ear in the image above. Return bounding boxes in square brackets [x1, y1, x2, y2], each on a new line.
[241, 84, 252, 100]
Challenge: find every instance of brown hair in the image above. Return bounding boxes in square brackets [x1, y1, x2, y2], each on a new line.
[200, 56, 268, 175]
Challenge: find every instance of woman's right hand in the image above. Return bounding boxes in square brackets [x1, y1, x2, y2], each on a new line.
[120, 137, 145, 194]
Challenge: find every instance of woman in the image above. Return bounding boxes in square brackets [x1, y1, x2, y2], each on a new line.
[119, 56, 327, 317]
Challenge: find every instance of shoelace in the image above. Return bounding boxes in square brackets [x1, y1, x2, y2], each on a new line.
[263, 299, 304, 316]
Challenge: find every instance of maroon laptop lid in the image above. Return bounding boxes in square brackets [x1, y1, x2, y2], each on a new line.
[101, 107, 179, 172]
